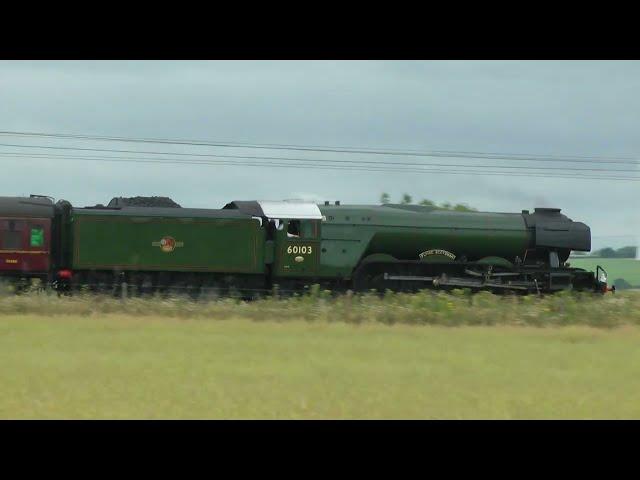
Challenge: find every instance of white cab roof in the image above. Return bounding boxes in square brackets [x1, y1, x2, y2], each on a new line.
[258, 201, 323, 220]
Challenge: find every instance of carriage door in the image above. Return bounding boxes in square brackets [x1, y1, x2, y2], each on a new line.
[274, 219, 321, 277]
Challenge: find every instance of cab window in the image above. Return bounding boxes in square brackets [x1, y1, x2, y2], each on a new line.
[287, 220, 301, 238]
[302, 221, 316, 238]
[285, 220, 318, 238]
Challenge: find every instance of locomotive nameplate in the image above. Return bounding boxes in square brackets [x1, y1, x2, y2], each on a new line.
[419, 249, 456, 260]
[151, 236, 185, 253]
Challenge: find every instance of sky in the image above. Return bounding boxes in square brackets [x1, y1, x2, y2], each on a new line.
[0, 60, 638, 251]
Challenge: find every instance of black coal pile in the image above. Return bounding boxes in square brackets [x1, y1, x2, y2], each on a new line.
[107, 196, 182, 208]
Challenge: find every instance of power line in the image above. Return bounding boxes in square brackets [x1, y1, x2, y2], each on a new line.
[1, 142, 640, 175]
[1, 129, 638, 181]
[3, 152, 640, 182]
[0, 130, 638, 165]
[1, 150, 638, 174]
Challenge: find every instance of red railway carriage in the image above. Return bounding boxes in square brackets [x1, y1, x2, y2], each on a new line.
[0, 196, 55, 281]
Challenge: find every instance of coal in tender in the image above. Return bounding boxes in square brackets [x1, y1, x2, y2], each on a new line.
[107, 196, 182, 208]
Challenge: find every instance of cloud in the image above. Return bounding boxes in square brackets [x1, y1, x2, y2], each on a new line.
[0, 60, 638, 248]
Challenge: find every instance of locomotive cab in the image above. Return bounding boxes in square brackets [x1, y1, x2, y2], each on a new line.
[224, 200, 323, 280]
[258, 201, 322, 278]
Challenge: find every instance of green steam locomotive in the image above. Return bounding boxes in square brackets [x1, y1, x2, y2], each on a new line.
[0, 195, 610, 295]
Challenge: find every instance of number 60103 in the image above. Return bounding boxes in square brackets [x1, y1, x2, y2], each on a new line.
[287, 245, 312, 255]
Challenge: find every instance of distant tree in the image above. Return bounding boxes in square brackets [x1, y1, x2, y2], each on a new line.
[453, 203, 476, 212]
[595, 247, 616, 258]
[615, 246, 637, 258]
[378, 193, 477, 211]
[401, 193, 413, 205]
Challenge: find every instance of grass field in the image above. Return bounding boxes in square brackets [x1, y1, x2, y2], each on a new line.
[570, 257, 640, 287]
[1, 291, 639, 419]
[2, 314, 640, 419]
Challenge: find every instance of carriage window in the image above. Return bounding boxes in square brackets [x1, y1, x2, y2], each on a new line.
[30, 227, 44, 247]
[287, 220, 301, 238]
[2, 231, 22, 250]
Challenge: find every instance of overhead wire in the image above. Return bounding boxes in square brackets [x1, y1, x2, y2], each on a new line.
[0, 130, 637, 164]
[0, 150, 638, 174]
[0, 130, 638, 182]
[2, 141, 637, 165]
[2, 152, 639, 182]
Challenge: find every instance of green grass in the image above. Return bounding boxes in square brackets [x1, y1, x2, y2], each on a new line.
[3, 289, 640, 328]
[2, 315, 640, 419]
[569, 258, 640, 287]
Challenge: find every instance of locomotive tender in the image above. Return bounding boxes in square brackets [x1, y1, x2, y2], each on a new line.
[0, 195, 610, 295]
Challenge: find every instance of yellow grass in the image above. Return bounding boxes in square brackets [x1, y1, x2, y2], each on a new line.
[2, 314, 640, 419]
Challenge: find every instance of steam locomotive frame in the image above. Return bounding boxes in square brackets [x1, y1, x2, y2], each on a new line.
[0, 195, 611, 296]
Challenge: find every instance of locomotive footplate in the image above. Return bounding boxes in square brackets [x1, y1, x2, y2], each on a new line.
[382, 272, 530, 291]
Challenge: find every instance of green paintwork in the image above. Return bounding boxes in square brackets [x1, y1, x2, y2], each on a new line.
[419, 254, 455, 263]
[360, 253, 397, 264]
[316, 204, 532, 279]
[64, 202, 539, 285]
[70, 209, 265, 273]
[273, 219, 321, 277]
[476, 256, 515, 269]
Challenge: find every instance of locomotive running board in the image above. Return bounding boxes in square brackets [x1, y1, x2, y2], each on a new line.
[464, 269, 521, 277]
[383, 273, 529, 290]
[384, 273, 436, 282]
